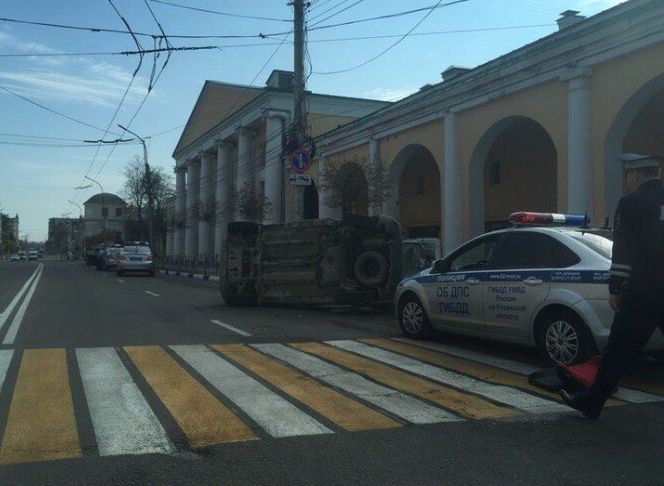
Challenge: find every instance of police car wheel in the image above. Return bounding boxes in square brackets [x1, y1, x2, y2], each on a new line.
[399, 295, 431, 339]
[537, 312, 594, 366]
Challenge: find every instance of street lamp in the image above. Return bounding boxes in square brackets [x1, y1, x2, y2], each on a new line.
[84, 175, 106, 239]
[119, 124, 153, 244]
[68, 200, 82, 218]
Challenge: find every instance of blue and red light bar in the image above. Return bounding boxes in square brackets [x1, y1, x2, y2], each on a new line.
[509, 212, 590, 226]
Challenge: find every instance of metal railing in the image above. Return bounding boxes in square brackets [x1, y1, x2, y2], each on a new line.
[156, 254, 221, 278]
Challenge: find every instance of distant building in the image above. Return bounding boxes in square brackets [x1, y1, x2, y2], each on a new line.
[1, 213, 19, 253]
[47, 217, 83, 258]
[83, 193, 127, 242]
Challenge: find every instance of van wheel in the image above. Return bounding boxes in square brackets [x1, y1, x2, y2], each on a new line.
[398, 294, 431, 339]
[536, 310, 596, 365]
[354, 251, 388, 288]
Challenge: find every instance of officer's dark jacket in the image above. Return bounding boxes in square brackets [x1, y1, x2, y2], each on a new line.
[609, 179, 664, 296]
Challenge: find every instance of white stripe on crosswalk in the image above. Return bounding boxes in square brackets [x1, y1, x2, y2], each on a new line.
[327, 340, 568, 414]
[395, 338, 664, 404]
[76, 348, 175, 456]
[252, 343, 460, 424]
[0, 350, 13, 388]
[170, 345, 332, 438]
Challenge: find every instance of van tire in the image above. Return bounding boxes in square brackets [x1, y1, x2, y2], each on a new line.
[354, 251, 388, 288]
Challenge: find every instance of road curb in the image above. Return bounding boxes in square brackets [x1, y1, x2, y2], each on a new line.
[157, 269, 220, 282]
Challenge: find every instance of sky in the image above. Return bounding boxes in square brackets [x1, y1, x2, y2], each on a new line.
[0, 0, 624, 241]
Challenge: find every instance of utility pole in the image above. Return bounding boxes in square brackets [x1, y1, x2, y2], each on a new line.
[293, 0, 306, 144]
[84, 175, 106, 241]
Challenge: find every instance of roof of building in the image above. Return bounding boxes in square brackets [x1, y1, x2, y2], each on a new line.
[83, 193, 126, 206]
[315, 0, 655, 148]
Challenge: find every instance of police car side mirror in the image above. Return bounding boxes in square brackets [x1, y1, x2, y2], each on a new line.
[432, 259, 446, 274]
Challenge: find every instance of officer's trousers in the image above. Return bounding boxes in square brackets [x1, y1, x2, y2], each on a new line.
[587, 292, 664, 407]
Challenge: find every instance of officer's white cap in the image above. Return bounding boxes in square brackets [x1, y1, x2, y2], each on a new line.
[620, 153, 664, 170]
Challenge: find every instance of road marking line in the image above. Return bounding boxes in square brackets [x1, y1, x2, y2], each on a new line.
[0, 349, 81, 464]
[125, 346, 257, 447]
[216, 344, 399, 432]
[328, 340, 568, 414]
[211, 319, 251, 337]
[117, 279, 125, 283]
[254, 343, 459, 424]
[2, 264, 43, 345]
[0, 264, 41, 332]
[292, 342, 512, 420]
[144, 291, 160, 297]
[394, 339, 664, 404]
[76, 347, 174, 457]
[171, 345, 331, 438]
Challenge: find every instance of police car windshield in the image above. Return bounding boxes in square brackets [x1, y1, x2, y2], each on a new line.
[567, 231, 613, 260]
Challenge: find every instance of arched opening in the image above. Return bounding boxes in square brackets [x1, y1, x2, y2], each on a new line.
[336, 161, 369, 216]
[469, 116, 558, 236]
[388, 144, 441, 238]
[303, 182, 319, 219]
[605, 73, 664, 219]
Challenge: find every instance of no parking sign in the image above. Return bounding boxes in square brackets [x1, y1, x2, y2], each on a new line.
[289, 147, 313, 173]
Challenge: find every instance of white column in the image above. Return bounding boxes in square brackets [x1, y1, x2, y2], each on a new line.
[443, 111, 462, 255]
[565, 67, 593, 216]
[234, 128, 256, 221]
[214, 142, 233, 259]
[197, 152, 214, 258]
[368, 138, 381, 217]
[174, 166, 186, 256]
[184, 158, 200, 258]
[264, 113, 285, 224]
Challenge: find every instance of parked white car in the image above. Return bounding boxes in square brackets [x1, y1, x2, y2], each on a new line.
[394, 212, 664, 365]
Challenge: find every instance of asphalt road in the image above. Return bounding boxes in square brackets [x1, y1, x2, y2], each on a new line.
[1, 260, 664, 485]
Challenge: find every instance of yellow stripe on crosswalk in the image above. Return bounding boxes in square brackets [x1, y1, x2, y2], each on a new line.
[0, 349, 81, 464]
[291, 342, 515, 420]
[622, 374, 664, 397]
[212, 344, 400, 432]
[125, 346, 257, 447]
[365, 339, 626, 408]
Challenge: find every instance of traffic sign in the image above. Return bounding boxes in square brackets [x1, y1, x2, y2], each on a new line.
[289, 147, 313, 173]
[289, 174, 312, 186]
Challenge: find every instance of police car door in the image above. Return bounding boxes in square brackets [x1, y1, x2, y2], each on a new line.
[483, 231, 576, 338]
[432, 234, 503, 330]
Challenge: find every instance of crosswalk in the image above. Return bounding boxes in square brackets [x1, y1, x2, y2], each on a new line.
[0, 338, 662, 466]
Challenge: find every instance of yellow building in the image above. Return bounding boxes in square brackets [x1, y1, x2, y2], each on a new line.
[315, 0, 664, 254]
[168, 70, 388, 259]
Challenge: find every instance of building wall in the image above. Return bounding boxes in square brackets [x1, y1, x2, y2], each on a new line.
[590, 41, 664, 218]
[398, 157, 441, 232]
[458, 80, 568, 238]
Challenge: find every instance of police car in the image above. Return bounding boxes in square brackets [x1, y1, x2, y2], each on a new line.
[395, 211, 664, 365]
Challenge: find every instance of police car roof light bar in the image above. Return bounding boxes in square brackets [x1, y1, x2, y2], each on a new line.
[509, 212, 590, 227]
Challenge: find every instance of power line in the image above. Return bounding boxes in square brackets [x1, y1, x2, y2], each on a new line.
[0, 24, 554, 58]
[147, 0, 290, 22]
[0, 85, 123, 135]
[309, 0, 366, 26]
[313, 0, 464, 75]
[309, 0, 470, 32]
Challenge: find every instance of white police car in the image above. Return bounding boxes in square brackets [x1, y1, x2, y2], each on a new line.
[395, 212, 664, 365]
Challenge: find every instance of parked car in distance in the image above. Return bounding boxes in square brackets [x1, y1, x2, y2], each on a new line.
[9, 254, 20, 262]
[102, 246, 123, 271]
[28, 250, 39, 261]
[17, 251, 26, 261]
[116, 245, 155, 276]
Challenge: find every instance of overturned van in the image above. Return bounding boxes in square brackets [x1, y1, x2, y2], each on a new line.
[221, 214, 403, 306]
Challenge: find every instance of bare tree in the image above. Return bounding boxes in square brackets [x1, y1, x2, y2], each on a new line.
[232, 183, 272, 223]
[319, 156, 389, 215]
[122, 156, 148, 239]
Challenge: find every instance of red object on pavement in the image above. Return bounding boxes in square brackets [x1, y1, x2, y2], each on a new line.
[557, 355, 602, 389]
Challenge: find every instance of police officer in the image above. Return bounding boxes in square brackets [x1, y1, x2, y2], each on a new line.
[562, 153, 664, 419]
